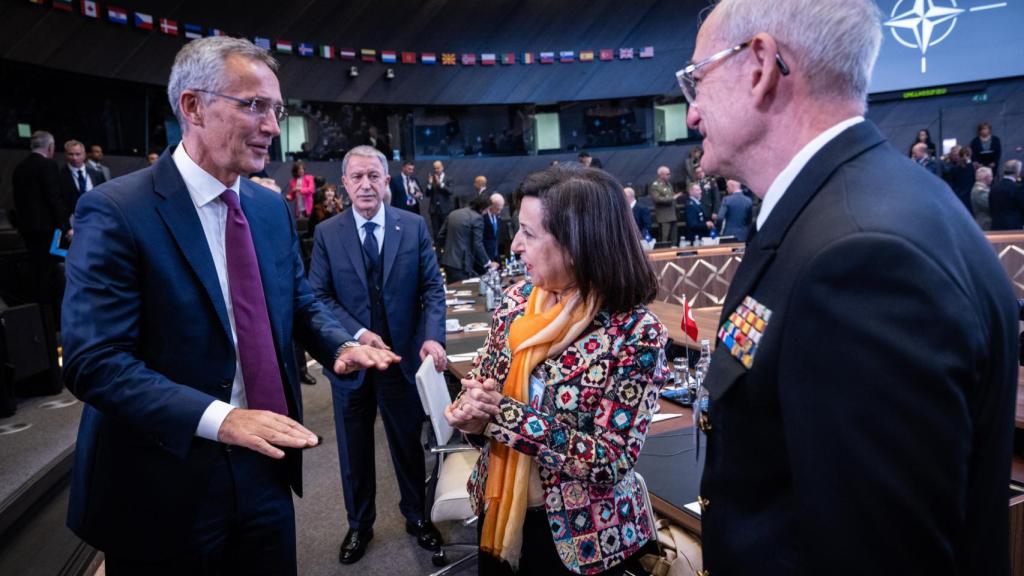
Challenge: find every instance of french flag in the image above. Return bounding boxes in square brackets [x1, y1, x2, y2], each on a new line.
[134, 12, 153, 30]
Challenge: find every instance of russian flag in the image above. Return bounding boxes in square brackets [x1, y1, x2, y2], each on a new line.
[184, 23, 203, 40]
[480, 53, 496, 66]
[420, 52, 437, 65]
[134, 12, 153, 30]
[381, 51, 397, 63]
[107, 6, 128, 25]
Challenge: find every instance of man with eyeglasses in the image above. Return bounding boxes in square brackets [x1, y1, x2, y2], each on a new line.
[308, 145, 447, 565]
[61, 37, 400, 575]
[687, 1, 1017, 574]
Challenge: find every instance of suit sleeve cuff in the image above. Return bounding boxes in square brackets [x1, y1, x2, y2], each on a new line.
[353, 328, 367, 340]
[196, 400, 235, 442]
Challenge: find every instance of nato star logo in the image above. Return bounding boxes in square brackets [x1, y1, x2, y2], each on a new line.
[885, 0, 1007, 73]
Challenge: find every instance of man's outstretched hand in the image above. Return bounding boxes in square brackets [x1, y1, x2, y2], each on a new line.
[333, 344, 401, 375]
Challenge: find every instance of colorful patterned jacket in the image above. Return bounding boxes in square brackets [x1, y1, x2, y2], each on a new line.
[464, 281, 669, 574]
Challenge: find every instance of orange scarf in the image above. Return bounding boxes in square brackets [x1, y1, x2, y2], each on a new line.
[480, 286, 598, 569]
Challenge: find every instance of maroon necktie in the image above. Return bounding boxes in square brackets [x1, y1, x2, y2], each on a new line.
[220, 190, 287, 415]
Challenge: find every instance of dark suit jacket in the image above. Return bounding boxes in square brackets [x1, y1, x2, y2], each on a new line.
[389, 173, 422, 212]
[62, 150, 352, 559]
[716, 192, 753, 241]
[700, 121, 1017, 575]
[59, 164, 106, 220]
[437, 207, 490, 275]
[683, 198, 710, 242]
[481, 211, 500, 260]
[426, 174, 454, 217]
[308, 206, 446, 386]
[11, 152, 67, 239]
[631, 203, 652, 239]
[988, 177, 1024, 230]
[970, 135, 1001, 169]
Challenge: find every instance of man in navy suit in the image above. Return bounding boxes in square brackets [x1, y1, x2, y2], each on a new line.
[309, 145, 448, 565]
[685, 1, 1017, 574]
[61, 38, 398, 576]
[624, 186, 652, 240]
[481, 192, 504, 261]
[389, 160, 423, 213]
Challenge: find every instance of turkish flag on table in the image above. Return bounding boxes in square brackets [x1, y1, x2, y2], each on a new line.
[681, 294, 699, 342]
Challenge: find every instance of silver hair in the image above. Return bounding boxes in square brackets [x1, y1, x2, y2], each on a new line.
[29, 130, 54, 151]
[342, 145, 390, 177]
[1003, 159, 1022, 178]
[709, 0, 882, 103]
[975, 166, 992, 181]
[167, 37, 278, 130]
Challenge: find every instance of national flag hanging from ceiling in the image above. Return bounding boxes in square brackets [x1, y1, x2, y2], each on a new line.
[401, 51, 417, 64]
[619, 47, 634, 60]
[276, 40, 293, 54]
[539, 52, 555, 64]
[441, 53, 456, 65]
[184, 23, 203, 40]
[501, 53, 515, 65]
[381, 50, 397, 63]
[339, 48, 356, 60]
[559, 51, 575, 63]
[320, 45, 334, 59]
[81, 0, 98, 18]
[159, 18, 178, 36]
[522, 52, 534, 64]
[107, 6, 128, 25]
[461, 53, 476, 66]
[480, 53, 496, 66]
[599, 49, 614, 61]
[208, 28, 225, 37]
[298, 43, 314, 57]
[254, 36, 271, 50]
[360, 48, 376, 62]
[53, 0, 73, 11]
[421, 52, 437, 65]
[579, 50, 594, 62]
[639, 45, 654, 58]
[134, 12, 153, 29]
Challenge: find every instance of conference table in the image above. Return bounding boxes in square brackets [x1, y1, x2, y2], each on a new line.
[442, 282, 1024, 541]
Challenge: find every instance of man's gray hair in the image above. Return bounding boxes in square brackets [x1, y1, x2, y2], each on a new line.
[1002, 159, 1022, 178]
[975, 166, 992, 181]
[167, 37, 278, 130]
[342, 145, 390, 177]
[710, 0, 882, 103]
[29, 130, 54, 151]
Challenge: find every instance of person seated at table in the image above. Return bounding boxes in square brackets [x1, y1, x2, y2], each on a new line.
[445, 165, 668, 575]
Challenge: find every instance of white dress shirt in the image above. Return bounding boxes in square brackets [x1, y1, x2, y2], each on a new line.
[350, 204, 387, 340]
[756, 116, 864, 230]
[69, 165, 94, 194]
[172, 144, 248, 441]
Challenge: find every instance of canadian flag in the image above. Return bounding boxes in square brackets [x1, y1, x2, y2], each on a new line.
[681, 294, 699, 342]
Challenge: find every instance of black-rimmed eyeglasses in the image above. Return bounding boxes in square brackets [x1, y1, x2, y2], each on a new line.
[676, 40, 790, 105]
[193, 89, 289, 122]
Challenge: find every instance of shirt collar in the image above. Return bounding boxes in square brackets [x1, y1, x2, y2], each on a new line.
[352, 203, 386, 230]
[629, 199, 636, 209]
[172, 143, 240, 208]
[756, 116, 864, 230]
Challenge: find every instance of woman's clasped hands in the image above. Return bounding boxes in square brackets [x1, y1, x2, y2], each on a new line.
[444, 377, 504, 435]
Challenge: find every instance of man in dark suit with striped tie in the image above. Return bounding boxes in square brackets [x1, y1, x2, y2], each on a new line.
[389, 160, 423, 213]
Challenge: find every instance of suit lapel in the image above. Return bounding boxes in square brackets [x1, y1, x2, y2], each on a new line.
[339, 209, 368, 291]
[152, 156, 232, 341]
[382, 207, 402, 287]
[719, 121, 887, 325]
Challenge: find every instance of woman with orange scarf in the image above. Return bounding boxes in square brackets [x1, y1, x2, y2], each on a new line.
[446, 166, 668, 575]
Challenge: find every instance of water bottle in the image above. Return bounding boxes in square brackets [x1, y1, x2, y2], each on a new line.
[694, 339, 712, 387]
[672, 356, 694, 404]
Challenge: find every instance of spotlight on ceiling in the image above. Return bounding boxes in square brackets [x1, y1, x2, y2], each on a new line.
[385, 68, 395, 80]
[348, 65, 358, 77]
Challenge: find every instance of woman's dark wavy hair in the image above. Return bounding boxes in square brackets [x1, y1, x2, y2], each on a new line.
[515, 165, 658, 313]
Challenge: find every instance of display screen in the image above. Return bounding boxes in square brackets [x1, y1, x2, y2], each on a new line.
[869, 0, 1024, 93]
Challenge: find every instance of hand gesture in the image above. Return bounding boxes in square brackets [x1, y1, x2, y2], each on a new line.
[333, 344, 401, 375]
[218, 409, 319, 459]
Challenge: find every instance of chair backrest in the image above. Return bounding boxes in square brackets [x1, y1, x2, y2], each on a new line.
[415, 357, 456, 446]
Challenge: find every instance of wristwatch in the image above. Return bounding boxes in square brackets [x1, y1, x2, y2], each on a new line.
[334, 340, 360, 363]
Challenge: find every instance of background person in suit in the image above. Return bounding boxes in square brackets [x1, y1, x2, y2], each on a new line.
[624, 185, 652, 240]
[971, 166, 993, 230]
[59, 139, 105, 220]
[482, 192, 504, 261]
[308, 145, 447, 565]
[685, 1, 1017, 574]
[426, 160, 454, 239]
[61, 37, 398, 576]
[970, 121, 1001, 170]
[437, 195, 497, 282]
[682, 182, 713, 244]
[989, 159, 1024, 230]
[86, 144, 112, 182]
[389, 160, 423, 212]
[12, 130, 67, 317]
[717, 179, 753, 241]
